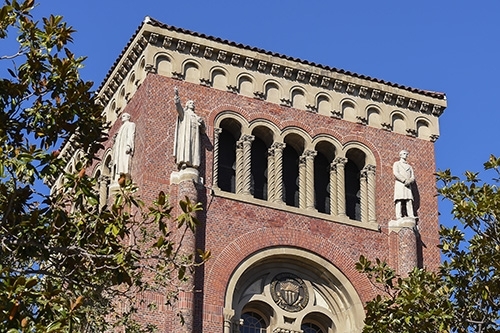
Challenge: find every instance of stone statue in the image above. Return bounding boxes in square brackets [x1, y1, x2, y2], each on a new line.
[173, 87, 205, 169]
[112, 112, 136, 179]
[393, 150, 415, 219]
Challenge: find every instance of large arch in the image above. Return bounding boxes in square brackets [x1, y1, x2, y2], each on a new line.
[223, 247, 365, 333]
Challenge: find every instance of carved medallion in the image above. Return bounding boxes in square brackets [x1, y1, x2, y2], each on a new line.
[270, 273, 308, 312]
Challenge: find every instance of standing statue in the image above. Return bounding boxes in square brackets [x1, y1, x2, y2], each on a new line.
[173, 87, 205, 169]
[112, 112, 136, 179]
[393, 150, 415, 219]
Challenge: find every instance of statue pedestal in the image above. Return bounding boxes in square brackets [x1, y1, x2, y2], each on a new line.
[170, 167, 200, 185]
[388, 217, 416, 233]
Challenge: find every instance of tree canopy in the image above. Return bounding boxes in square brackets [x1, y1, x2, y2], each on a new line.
[0, 1, 208, 331]
[358, 155, 500, 333]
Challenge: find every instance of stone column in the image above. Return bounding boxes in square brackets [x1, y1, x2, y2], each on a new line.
[172, 174, 200, 333]
[235, 139, 244, 194]
[360, 168, 368, 223]
[299, 155, 306, 209]
[389, 219, 418, 276]
[223, 309, 234, 333]
[272, 142, 285, 204]
[329, 162, 338, 216]
[304, 150, 317, 210]
[212, 128, 223, 191]
[241, 134, 255, 195]
[267, 148, 276, 202]
[366, 164, 377, 223]
[334, 157, 348, 217]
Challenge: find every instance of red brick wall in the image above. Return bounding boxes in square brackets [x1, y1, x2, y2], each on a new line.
[100, 73, 441, 332]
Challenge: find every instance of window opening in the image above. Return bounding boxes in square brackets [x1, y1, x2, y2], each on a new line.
[345, 159, 361, 220]
[241, 312, 267, 333]
[251, 137, 268, 200]
[283, 145, 299, 207]
[218, 129, 236, 193]
[314, 152, 330, 213]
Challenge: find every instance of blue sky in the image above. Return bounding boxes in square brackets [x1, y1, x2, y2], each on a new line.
[30, 0, 500, 227]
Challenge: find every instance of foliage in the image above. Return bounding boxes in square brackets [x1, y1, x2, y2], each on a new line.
[0, 1, 208, 331]
[358, 155, 500, 333]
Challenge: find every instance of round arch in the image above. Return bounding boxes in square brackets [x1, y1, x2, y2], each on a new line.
[224, 247, 365, 333]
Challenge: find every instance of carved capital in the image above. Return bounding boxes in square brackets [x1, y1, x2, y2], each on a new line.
[305, 104, 317, 113]
[171, 71, 183, 80]
[430, 134, 439, 142]
[381, 122, 392, 131]
[356, 116, 368, 125]
[200, 78, 211, 86]
[304, 149, 317, 159]
[280, 98, 292, 107]
[271, 142, 286, 151]
[406, 128, 417, 137]
[330, 110, 342, 119]
[226, 85, 238, 93]
[253, 91, 265, 100]
[334, 157, 348, 166]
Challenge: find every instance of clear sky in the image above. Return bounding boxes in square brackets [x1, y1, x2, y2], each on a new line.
[29, 0, 500, 227]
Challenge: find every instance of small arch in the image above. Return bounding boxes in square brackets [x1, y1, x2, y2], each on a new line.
[251, 126, 274, 200]
[238, 74, 254, 97]
[366, 106, 381, 127]
[314, 141, 337, 214]
[264, 81, 281, 104]
[416, 118, 431, 140]
[341, 99, 357, 122]
[283, 133, 305, 207]
[316, 94, 331, 115]
[391, 112, 406, 133]
[183, 60, 200, 83]
[211, 67, 228, 90]
[291, 87, 306, 110]
[155, 54, 172, 76]
[218, 117, 242, 193]
[345, 148, 366, 221]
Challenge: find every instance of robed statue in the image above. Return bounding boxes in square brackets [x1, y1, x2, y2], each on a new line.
[112, 112, 136, 179]
[173, 87, 205, 170]
[393, 150, 415, 219]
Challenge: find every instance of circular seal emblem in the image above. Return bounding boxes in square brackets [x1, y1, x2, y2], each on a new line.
[270, 273, 309, 312]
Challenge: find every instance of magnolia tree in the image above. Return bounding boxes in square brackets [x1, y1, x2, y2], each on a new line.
[358, 155, 500, 333]
[0, 1, 208, 331]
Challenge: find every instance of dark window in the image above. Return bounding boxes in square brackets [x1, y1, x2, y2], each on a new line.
[283, 146, 299, 207]
[345, 159, 361, 220]
[301, 322, 324, 333]
[241, 312, 267, 333]
[251, 137, 268, 200]
[314, 152, 330, 213]
[218, 129, 236, 193]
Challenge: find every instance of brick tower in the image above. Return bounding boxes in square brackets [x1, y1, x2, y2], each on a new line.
[70, 17, 446, 333]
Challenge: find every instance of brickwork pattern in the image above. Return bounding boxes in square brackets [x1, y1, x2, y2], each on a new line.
[97, 74, 441, 332]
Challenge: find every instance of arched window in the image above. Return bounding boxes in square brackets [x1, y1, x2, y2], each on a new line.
[301, 322, 324, 333]
[345, 149, 366, 221]
[251, 136, 268, 200]
[241, 312, 267, 333]
[283, 145, 300, 207]
[314, 152, 330, 213]
[218, 129, 236, 193]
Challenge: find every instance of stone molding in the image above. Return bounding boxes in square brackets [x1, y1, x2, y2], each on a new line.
[97, 20, 447, 142]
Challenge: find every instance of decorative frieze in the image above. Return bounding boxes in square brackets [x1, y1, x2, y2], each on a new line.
[356, 116, 367, 125]
[226, 85, 238, 93]
[320, 77, 330, 87]
[190, 43, 200, 54]
[280, 98, 292, 107]
[333, 80, 344, 91]
[217, 50, 227, 62]
[381, 122, 392, 131]
[383, 92, 393, 104]
[396, 96, 406, 107]
[406, 128, 417, 137]
[296, 70, 306, 81]
[271, 64, 280, 75]
[330, 110, 342, 119]
[231, 54, 240, 65]
[408, 98, 417, 109]
[244, 57, 254, 69]
[309, 74, 318, 85]
[149, 33, 159, 44]
[199, 78, 211, 86]
[371, 89, 380, 100]
[420, 102, 429, 113]
[204, 47, 213, 58]
[359, 86, 369, 98]
[257, 61, 268, 72]
[346, 83, 356, 94]
[284, 67, 293, 78]
[176, 40, 186, 51]
[162, 36, 173, 48]
[432, 105, 443, 116]
[253, 91, 265, 100]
